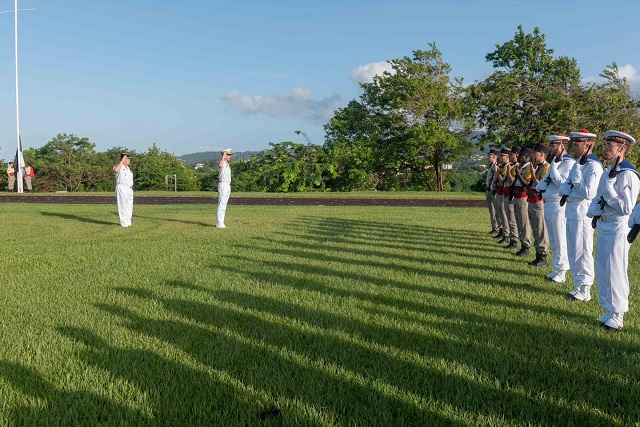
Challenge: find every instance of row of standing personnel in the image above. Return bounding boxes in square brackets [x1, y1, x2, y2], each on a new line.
[484, 129, 640, 331]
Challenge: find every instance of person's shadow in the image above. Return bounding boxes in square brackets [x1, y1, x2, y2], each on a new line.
[39, 211, 115, 226]
[0, 359, 151, 425]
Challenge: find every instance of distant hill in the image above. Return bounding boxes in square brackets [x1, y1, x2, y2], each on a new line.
[179, 150, 262, 165]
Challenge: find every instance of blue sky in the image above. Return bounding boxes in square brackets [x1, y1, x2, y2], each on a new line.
[0, 0, 639, 158]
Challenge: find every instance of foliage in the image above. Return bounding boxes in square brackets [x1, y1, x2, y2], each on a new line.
[325, 44, 476, 191]
[469, 25, 640, 162]
[469, 26, 582, 148]
[135, 144, 201, 191]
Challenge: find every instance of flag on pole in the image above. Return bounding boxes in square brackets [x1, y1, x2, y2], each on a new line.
[14, 135, 25, 193]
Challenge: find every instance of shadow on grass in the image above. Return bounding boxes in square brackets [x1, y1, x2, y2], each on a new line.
[0, 359, 152, 425]
[134, 215, 212, 227]
[89, 300, 462, 426]
[39, 211, 115, 226]
[104, 282, 633, 426]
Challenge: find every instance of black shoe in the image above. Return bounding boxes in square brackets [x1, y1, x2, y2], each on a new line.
[515, 246, 530, 257]
[493, 230, 504, 239]
[488, 228, 498, 235]
[529, 253, 548, 267]
[498, 236, 510, 244]
[505, 240, 518, 250]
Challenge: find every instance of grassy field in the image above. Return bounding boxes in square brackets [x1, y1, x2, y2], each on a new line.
[0, 201, 638, 426]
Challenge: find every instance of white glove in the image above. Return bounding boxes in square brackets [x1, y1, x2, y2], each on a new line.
[587, 199, 604, 218]
[628, 204, 640, 227]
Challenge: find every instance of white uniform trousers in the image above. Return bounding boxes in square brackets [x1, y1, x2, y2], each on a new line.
[216, 182, 231, 227]
[544, 202, 569, 271]
[116, 184, 134, 227]
[566, 217, 595, 286]
[596, 220, 631, 313]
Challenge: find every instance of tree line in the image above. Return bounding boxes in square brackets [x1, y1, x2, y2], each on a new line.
[2, 26, 639, 193]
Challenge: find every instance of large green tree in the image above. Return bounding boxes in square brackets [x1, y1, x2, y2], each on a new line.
[135, 144, 201, 191]
[325, 44, 475, 191]
[469, 26, 581, 148]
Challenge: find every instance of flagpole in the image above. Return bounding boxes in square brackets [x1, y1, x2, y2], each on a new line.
[15, 0, 23, 193]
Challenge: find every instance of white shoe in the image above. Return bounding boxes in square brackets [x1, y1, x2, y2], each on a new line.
[597, 311, 612, 323]
[549, 271, 566, 283]
[571, 286, 591, 302]
[216, 224, 227, 229]
[603, 313, 624, 331]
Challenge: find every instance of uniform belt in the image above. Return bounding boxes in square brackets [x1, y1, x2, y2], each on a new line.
[600, 215, 626, 223]
[566, 197, 584, 203]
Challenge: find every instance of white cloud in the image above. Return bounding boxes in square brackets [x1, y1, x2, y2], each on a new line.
[350, 61, 394, 84]
[222, 88, 342, 122]
[582, 63, 640, 94]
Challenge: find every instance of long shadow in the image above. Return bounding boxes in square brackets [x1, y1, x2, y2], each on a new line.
[134, 215, 211, 227]
[90, 302, 462, 426]
[0, 359, 152, 426]
[104, 284, 629, 425]
[235, 242, 542, 281]
[56, 326, 289, 426]
[219, 253, 551, 300]
[262, 233, 514, 264]
[211, 259, 592, 328]
[39, 211, 115, 226]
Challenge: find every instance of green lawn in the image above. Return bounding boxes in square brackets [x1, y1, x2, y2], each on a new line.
[0, 202, 637, 426]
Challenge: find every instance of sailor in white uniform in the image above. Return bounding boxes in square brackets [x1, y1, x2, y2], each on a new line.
[216, 148, 233, 228]
[114, 152, 134, 228]
[559, 129, 603, 301]
[588, 130, 640, 331]
[536, 134, 574, 283]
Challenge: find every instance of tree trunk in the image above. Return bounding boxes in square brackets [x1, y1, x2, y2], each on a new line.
[434, 159, 444, 191]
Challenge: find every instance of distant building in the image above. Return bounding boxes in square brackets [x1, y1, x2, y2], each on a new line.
[442, 164, 453, 170]
[194, 163, 205, 170]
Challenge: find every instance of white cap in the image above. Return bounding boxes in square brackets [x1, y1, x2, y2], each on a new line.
[604, 130, 635, 145]
[570, 129, 596, 140]
[222, 148, 233, 154]
[548, 133, 570, 142]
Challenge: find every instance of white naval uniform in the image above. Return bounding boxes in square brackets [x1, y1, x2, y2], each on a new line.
[536, 154, 575, 272]
[559, 155, 603, 288]
[216, 160, 231, 228]
[588, 161, 640, 316]
[114, 164, 134, 227]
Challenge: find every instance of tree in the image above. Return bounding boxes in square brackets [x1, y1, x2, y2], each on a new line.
[325, 44, 476, 191]
[135, 144, 201, 191]
[33, 133, 108, 192]
[573, 63, 640, 164]
[469, 26, 581, 147]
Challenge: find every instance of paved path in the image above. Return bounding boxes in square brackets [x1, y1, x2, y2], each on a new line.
[0, 194, 486, 207]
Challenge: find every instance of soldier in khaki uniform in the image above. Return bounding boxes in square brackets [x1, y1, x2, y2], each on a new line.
[527, 144, 551, 266]
[511, 148, 533, 257]
[494, 148, 511, 244]
[7, 162, 15, 192]
[502, 147, 520, 249]
[486, 148, 500, 235]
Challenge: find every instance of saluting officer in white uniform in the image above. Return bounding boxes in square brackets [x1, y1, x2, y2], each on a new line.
[114, 153, 134, 228]
[559, 129, 603, 301]
[536, 134, 574, 283]
[588, 131, 640, 331]
[216, 148, 233, 228]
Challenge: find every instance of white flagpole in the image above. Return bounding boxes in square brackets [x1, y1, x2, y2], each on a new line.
[14, 0, 24, 193]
